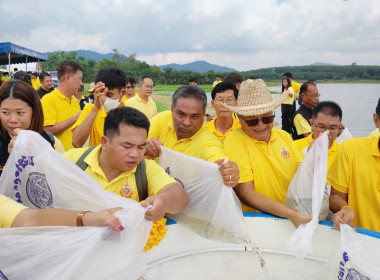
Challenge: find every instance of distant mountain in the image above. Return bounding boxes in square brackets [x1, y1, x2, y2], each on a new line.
[159, 60, 236, 73]
[310, 62, 336, 66]
[44, 50, 113, 61]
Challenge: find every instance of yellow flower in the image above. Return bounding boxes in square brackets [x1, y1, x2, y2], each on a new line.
[144, 217, 168, 251]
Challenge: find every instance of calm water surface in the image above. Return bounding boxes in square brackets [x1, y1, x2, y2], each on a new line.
[271, 83, 380, 137]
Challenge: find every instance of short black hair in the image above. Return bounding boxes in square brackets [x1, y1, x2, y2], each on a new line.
[172, 85, 207, 110]
[283, 72, 293, 79]
[300, 81, 316, 94]
[95, 67, 127, 91]
[188, 77, 198, 83]
[223, 72, 243, 85]
[39, 71, 51, 82]
[312, 101, 342, 121]
[13, 71, 32, 85]
[126, 75, 136, 85]
[104, 107, 150, 140]
[211, 82, 238, 100]
[376, 97, 380, 116]
[139, 75, 153, 84]
[57, 60, 83, 81]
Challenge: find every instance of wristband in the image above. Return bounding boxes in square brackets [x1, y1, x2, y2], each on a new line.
[341, 205, 350, 211]
[76, 211, 90, 226]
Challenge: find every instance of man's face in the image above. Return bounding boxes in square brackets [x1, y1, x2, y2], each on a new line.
[101, 124, 147, 173]
[74, 89, 84, 99]
[211, 89, 237, 119]
[172, 97, 205, 140]
[41, 76, 52, 90]
[31, 74, 37, 80]
[302, 84, 319, 107]
[311, 113, 341, 147]
[125, 82, 136, 98]
[68, 70, 83, 95]
[238, 112, 275, 143]
[138, 78, 154, 99]
[216, 76, 221, 81]
[189, 81, 197, 86]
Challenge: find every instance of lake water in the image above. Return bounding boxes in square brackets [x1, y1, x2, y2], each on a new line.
[157, 83, 379, 137]
[270, 83, 380, 137]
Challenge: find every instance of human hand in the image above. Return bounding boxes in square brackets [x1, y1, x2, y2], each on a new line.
[288, 91, 293, 97]
[7, 128, 20, 154]
[332, 206, 354, 231]
[216, 159, 240, 187]
[289, 210, 312, 228]
[145, 137, 162, 159]
[93, 82, 107, 110]
[83, 207, 125, 231]
[141, 196, 166, 221]
[206, 114, 215, 122]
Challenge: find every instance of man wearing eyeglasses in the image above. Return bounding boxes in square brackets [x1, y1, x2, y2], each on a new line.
[145, 85, 240, 188]
[223, 79, 310, 228]
[295, 101, 342, 170]
[207, 82, 241, 143]
[292, 82, 320, 140]
[126, 75, 157, 119]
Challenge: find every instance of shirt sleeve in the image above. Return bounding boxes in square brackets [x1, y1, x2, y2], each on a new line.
[146, 159, 176, 197]
[293, 114, 312, 135]
[327, 143, 349, 193]
[0, 194, 27, 228]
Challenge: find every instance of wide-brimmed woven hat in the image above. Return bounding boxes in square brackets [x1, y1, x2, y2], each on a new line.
[221, 79, 288, 116]
[87, 82, 95, 93]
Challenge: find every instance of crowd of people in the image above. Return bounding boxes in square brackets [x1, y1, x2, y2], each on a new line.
[0, 61, 379, 237]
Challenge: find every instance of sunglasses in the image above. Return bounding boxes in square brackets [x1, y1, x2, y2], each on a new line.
[242, 115, 275, 127]
[126, 86, 135, 89]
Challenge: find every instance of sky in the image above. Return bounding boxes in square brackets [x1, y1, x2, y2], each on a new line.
[1, 0, 380, 71]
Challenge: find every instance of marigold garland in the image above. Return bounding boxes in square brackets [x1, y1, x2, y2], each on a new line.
[143, 217, 168, 251]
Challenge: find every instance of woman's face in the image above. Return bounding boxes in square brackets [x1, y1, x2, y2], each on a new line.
[282, 79, 288, 88]
[0, 98, 33, 135]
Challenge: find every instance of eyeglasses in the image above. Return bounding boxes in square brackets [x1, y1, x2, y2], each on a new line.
[304, 93, 320, 98]
[314, 125, 341, 133]
[126, 85, 135, 89]
[242, 115, 275, 127]
[215, 98, 236, 105]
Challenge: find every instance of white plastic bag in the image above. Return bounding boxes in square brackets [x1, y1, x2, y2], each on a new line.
[286, 131, 329, 258]
[336, 127, 353, 144]
[0, 130, 152, 280]
[336, 224, 380, 280]
[159, 146, 249, 244]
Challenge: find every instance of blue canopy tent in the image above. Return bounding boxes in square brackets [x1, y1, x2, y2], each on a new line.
[0, 42, 48, 76]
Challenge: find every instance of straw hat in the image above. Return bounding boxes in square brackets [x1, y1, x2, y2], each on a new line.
[221, 79, 289, 116]
[87, 82, 95, 93]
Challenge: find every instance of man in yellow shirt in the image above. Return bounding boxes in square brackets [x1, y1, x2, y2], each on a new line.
[31, 72, 41, 90]
[121, 76, 137, 105]
[369, 98, 380, 137]
[126, 75, 157, 119]
[145, 85, 240, 188]
[327, 134, 380, 232]
[65, 107, 189, 221]
[292, 81, 320, 140]
[295, 101, 342, 170]
[41, 61, 82, 151]
[212, 75, 222, 88]
[72, 67, 127, 147]
[223, 79, 310, 228]
[0, 193, 124, 230]
[207, 82, 240, 143]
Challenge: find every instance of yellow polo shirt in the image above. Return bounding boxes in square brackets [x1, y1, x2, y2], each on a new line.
[295, 134, 340, 170]
[0, 194, 27, 228]
[291, 80, 300, 98]
[126, 95, 157, 119]
[31, 77, 41, 90]
[148, 110, 226, 162]
[206, 117, 241, 143]
[224, 128, 302, 212]
[293, 114, 312, 136]
[63, 145, 176, 201]
[282, 87, 295, 105]
[41, 88, 81, 151]
[369, 128, 380, 137]
[327, 136, 380, 232]
[72, 104, 108, 146]
[122, 94, 136, 105]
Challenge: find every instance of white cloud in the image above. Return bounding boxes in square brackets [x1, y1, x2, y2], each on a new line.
[1, 0, 380, 71]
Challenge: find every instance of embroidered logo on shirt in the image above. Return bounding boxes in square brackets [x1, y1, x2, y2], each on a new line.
[281, 146, 290, 159]
[120, 182, 134, 198]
